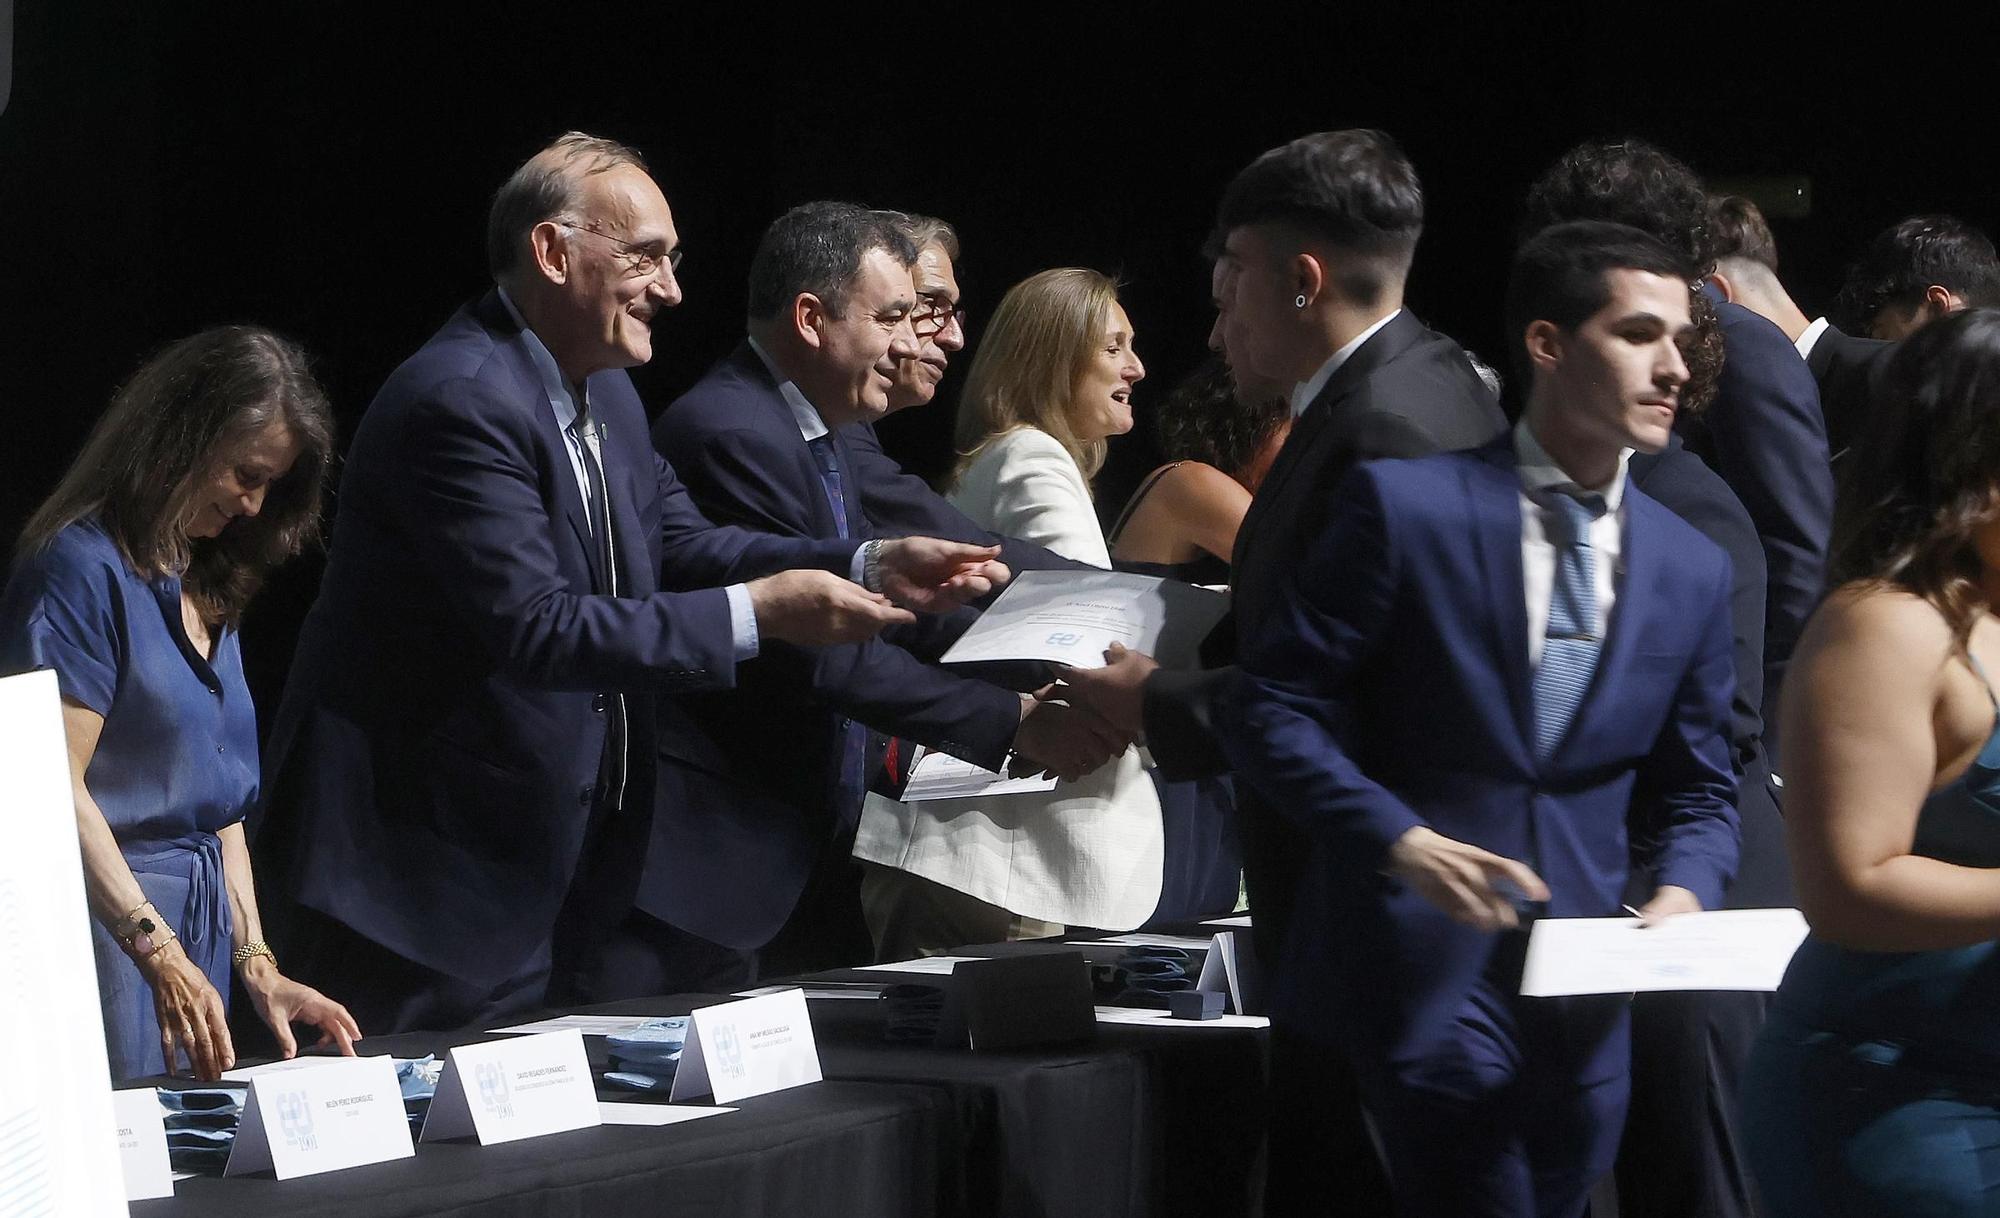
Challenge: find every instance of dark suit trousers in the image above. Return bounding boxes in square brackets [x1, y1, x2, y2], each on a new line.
[1615, 990, 1771, 1218]
[1339, 937, 1630, 1218]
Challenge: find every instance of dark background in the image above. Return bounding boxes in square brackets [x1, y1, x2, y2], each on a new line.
[3, 8, 1991, 717]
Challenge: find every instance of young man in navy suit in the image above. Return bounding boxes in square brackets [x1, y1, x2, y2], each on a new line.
[1228, 221, 1741, 1218]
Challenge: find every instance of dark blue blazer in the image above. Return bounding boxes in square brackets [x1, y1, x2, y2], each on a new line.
[645, 344, 1024, 950]
[1687, 287, 1833, 732]
[1228, 441, 1740, 1070]
[1628, 436, 1790, 907]
[254, 293, 856, 989]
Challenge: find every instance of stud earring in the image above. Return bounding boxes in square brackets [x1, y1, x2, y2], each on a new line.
[1294, 294, 1308, 309]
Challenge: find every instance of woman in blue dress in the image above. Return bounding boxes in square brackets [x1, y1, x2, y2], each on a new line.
[1743, 309, 2000, 1215]
[1, 326, 359, 1081]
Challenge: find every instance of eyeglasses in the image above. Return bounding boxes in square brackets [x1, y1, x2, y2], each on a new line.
[912, 296, 967, 338]
[561, 222, 684, 279]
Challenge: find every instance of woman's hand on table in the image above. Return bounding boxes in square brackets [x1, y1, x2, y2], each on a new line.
[137, 939, 235, 1079]
[239, 960, 363, 1058]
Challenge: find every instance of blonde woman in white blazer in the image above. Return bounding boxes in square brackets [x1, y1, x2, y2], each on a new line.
[855, 268, 1200, 957]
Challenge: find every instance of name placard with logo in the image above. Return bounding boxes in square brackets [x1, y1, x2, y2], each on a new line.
[111, 1087, 172, 1200]
[421, 1029, 601, 1145]
[225, 1056, 412, 1180]
[670, 989, 823, 1104]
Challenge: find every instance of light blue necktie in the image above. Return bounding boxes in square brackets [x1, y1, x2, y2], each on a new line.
[1532, 490, 1607, 761]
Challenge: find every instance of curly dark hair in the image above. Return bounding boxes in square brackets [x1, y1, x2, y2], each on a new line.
[1832, 307, 2000, 646]
[1153, 357, 1290, 476]
[1832, 214, 2000, 334]
[1519, 138, 1714, 277]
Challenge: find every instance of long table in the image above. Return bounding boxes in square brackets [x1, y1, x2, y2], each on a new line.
[134, 938, 1268, 1217]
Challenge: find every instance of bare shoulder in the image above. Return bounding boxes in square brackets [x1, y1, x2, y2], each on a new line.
[1153, 461, 1244, 502]
[1792, 583, 1959, 708]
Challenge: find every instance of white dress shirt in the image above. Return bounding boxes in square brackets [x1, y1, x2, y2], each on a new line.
[498, 287, 758, 657]
[1795, 315, 1831, 361]
[1514, 420, 1630, 668]
[1288, 309, 1402, 418]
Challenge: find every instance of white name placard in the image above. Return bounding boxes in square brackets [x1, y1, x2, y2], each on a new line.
[421, 1029, 601, 1144]
[111, 1088, 172, 1200]
[224, 1055, 413, 1180]
[670, 989, 823, 1104]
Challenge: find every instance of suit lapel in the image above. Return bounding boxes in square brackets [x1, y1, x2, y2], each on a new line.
[1556, 486, 1657, 753]
[479, 292, 608, 591]
[1467, 442, 1534, 748]
[1234, 311, 1428, 572]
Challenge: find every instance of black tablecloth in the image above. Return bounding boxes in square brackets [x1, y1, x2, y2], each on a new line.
[134, 1027, 952, 1218]
[130, 936, 1267, 1217]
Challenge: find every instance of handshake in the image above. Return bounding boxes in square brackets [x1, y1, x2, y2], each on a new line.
[1009, 642, 1162, 782]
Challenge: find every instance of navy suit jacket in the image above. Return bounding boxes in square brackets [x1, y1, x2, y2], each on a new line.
[1806, 323, 1894, 464]
[1686, 287, 1833, 737]
[645, 344, 1024, 950]
[1628, 436, 1790, 907]
[1228, 442, 1739, 1069]
[254, 293, 856, 988]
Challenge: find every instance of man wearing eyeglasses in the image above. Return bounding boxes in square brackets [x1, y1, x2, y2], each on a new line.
[631, 201, 1125, 985]
[253, 136, 1009, 1034]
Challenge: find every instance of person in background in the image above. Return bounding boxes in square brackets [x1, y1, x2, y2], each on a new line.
[0, 326, 359, 1081]
[1834, 213, 2000, 340]
[856, 268, 1237, 955]
[1743, 308, 2000, 1217]
[1108, 356, 1291, 585]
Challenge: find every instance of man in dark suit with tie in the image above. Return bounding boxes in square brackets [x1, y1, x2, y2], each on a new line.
[1229, 221, 1740, 1218]
[1521, 140, 1832, 763]
[1062, 129, 1506, 1215]
[635, 202, 1125, 985]
[252, 135, 1009, 1034]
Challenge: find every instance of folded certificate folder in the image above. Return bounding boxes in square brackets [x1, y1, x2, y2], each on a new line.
[938, 570, 1230, 670]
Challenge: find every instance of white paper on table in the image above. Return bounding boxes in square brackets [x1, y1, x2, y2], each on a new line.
[1082, 933, 1215, 951]
[937, 569, 1229, 670]
[111, 1087, 173, 1200]
[1520, 907, 1811, 997]
[598, 1102, 737, 1126]
[856, 955, 989, 975]
[1202, 915, 1253, 928]
[1094, 1006, 1270, 1030]
[670, 990, 823, 1104]
[0, 671, 128, 1217]
[487, 1014, 673, 1037]
[899, 746, 1060, 801]
[421, 1030, 600, 1145]
[222, 1056, 334, 1081]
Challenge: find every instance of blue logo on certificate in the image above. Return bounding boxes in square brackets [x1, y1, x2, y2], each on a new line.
[1044, 631, 1082, 648]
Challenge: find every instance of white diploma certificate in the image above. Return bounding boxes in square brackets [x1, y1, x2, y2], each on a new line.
[938, 570, 1229, 669]
[1520, 907, 1811, 997]
[899, 745, 1059, 801]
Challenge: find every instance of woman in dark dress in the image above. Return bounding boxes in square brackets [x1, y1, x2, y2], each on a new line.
[1743, 309, 2000, 1215]
[1, 326, 359, 1081]
[1108, 356, 1290, 585]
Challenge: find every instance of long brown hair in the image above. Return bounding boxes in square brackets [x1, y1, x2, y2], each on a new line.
[20, 326, 334, 625]
[1832, 307, 2000, 646]
[951, 268, 1122, 491]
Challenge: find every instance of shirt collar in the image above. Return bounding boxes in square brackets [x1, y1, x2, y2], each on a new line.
[1512, 417, 1630, 512]
[497, 285, 587, 432]
[746, 335, 830, 442]
[1288, 308, 1401, 418]
[1796, 315, 1832, 360]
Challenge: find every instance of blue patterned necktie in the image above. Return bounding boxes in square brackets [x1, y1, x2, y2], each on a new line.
[809, 435, 870, 828]
[1532, 490, 1608, 761]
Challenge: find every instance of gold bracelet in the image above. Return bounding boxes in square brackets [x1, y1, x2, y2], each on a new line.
[232, 940, 277, 970]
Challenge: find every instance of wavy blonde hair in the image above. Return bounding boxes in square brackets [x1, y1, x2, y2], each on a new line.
[951, 268, 1122, 492]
